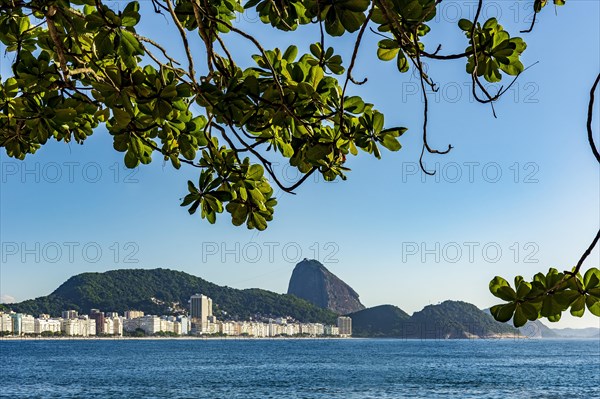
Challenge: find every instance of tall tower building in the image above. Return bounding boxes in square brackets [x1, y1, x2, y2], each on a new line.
[90, 309, 104, 335]
[337, 316, 352, 337]
[190, 294, 213, 333]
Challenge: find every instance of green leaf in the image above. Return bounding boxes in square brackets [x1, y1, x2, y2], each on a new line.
[583, 268, 600, 289]
[513, 304, 527, 327]
[377, 46, 399, 62]
[381, 135, 401, 151]
[570, 295, 586, 317]
[497, 286, 517, 301]
[119, 30, 143, 56]
[309, 43, 322, 58]
[341, 0, 369, 12]
[515, 281, 532, 299]
[122, 1, 141, 27]
[247, 164, 264, 180]
[586, 295, 600, 317]
[458, 19, 472, 31]
[541, 295, 562, 318]
[282, 45, 298, 62]
[339, 9, 365, 33]
[489, 276, 511, 299]
[554, 290, 580, 308]
[372, 112, 384, 133]
[54, 109, 77, 123]
[344, 96, 365, 114]
[228, 203, 249, 226]
[396, 51, 409, 73]
[491, 302, 516, 322]
[124, 149, 139, 168]
[401, 0, 423, 20]
[520, 302, 539, 321]
[250, 212, 267, 230]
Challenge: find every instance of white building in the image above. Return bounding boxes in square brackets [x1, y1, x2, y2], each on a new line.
[300, 323, 324, 336]
[324, 325, 340, 336]
[62, 318, 96, 336]
[34, 318, 62, 334]
[102, 317, 123, 336]
[19, 314, 35, 334]
[112, 317, 123, 336]
[139, 316, 161, 335]
[160, 318, 175, 333]
[177, 316, 189, 335]
[0, 312, 12, 333]
[123, 315, 185, 335]
[219, 321, 239, 336]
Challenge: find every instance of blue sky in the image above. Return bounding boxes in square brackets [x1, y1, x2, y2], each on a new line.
[1, 1, 599, 328]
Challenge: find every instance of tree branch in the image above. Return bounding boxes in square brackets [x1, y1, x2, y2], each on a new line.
[586, 73, 600, 163]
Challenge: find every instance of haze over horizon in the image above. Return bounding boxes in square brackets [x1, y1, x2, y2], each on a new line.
[1, 1, 599, 329]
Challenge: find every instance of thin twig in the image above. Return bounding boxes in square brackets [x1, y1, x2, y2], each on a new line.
[586, 73, 600, 163]
[574, 229, 600, 275]
[165, 0, 198, 87]
[520, 11, 537, 33]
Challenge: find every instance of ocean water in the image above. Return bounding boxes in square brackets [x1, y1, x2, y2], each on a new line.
[1, 338, 599, 398]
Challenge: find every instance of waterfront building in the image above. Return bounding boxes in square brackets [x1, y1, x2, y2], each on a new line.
[34, 318, 61, 334]
[324, 325, 340, 336]
[61, 310, 78, 319]
[174, 321, 184, 335]
[11, 314, 35, 335]
[0, 312, 13, 333]
[337, 316, 352, 337]
[90, 309, 105, 334]
[124, 310, 144, 319]
[123, 317, 141, 333]
[10, 314, 22, 335]
[177, 316, 189, 335]
[190, 294, 213, 334]
[112, 317, 124, 336]
[139, 316, 161, 335]
[103, 318, 124, 335]
[160, 317, 175, 333]
[219, 321, 240, 336]
[62, 317, 96, 336]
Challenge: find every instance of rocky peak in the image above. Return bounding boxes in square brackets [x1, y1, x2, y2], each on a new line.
[287, 259, 365, 315]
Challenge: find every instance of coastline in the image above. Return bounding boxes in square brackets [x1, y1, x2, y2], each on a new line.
[2, 335, 597, 341]
[0, 335, 352, 341]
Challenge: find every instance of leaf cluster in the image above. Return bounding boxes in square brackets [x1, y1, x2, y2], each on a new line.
[489, 268, 600, 327]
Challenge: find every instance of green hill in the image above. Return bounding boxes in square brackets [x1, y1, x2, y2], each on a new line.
[408, 300, 518, 338]
[8, 268, 337, 324]
[350, 305, 410, 337]
[350, 301, 519, 338]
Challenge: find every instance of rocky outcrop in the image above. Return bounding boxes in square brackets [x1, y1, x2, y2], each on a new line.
[287, 259, 365, 314]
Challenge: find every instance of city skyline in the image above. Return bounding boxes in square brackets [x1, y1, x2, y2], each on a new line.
[1, 293, 350, 338]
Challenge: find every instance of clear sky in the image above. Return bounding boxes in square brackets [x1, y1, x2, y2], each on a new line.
[1, 1, 599, 328]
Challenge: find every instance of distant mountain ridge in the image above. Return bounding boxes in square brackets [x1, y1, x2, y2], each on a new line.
[287, 259, 365, 314]
[8, 268, 338, 324]
[350, 301, 518, 339]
